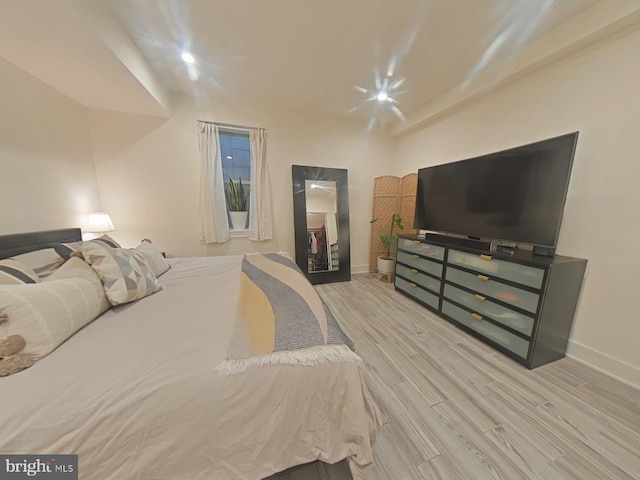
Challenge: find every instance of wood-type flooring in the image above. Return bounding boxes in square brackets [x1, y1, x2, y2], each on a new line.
[267, 273, 640, 480]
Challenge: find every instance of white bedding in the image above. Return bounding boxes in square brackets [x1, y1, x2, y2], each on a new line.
[1, 256, 381, 479]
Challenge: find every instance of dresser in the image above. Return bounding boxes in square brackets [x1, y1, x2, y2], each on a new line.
[394, 235, 587, 368]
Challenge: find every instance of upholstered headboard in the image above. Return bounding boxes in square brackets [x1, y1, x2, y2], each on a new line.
[0, 228, 82, 259]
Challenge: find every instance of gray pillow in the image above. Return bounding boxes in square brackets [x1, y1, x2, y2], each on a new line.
[79, 242, 161, 306]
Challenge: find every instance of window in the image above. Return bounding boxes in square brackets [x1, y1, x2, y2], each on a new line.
[199, 120, 272, 243]
[219, 129, 251, 231]
[220, 130, 251, 186]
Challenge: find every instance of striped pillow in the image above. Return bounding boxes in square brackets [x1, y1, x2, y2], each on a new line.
[0, 258, 110, 376]
[47, 257, 111, 314]
[11, 248, 65, 278]
[52, 243, 81, 260]
[0, 259, 40, 285]
[79, 242, 161, 306]
[90, 234, 122, 249]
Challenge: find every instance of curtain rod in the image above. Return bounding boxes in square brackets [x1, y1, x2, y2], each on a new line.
[197, 119, 263, 131]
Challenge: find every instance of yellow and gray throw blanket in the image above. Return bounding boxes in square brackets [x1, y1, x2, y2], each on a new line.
[215, 253, 360, 376]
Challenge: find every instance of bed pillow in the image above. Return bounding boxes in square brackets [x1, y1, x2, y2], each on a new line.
[79, 242, 161, 306]
[51, 242, 81, 260]
[10, 248, 65, 278]
[6, 240, 116, 280]
[135, 240, 170, 277]
[47, 257, 111, 314]
[90, 234, 122, 249]
[0, 258, 111, 376]
[0, 259, 40, 285]
[46, 235, 120, 262]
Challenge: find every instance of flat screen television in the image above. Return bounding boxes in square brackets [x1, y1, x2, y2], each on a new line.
[414, 132, 579, 250]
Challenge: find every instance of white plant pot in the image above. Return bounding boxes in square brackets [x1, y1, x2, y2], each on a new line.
[230, 211, 248, 230]
[377, 256, 396, 274]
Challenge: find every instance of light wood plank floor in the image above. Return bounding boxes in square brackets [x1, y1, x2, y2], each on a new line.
[267, 273, 640, 480]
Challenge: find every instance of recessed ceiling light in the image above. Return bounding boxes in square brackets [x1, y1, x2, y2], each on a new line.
[226, 156, 233, 159]
[351, 59, 407, 129]
[181, 52, 196, 64]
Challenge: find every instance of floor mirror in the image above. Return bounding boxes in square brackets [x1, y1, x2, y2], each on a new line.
[292, 165, 351, 284]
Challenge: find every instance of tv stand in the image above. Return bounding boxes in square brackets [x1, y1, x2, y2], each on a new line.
[425, 233, 492, 252]
[532, 245, 556, 256]
[426, 233, 557, 257]
[394, 235, 587, 368]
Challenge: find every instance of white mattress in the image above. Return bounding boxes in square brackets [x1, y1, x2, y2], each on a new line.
[1, 256, 381, 479]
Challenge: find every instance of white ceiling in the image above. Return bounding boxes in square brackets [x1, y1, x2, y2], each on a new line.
[3, 0, 638, 129]
[101, 0, 601, 124]
[0, 0, 169, 116]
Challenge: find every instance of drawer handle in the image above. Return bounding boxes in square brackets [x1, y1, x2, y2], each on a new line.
[412, 255, 420, 259]
[414, 240, 421, 244]
[480, 254, 493, 261]
[472, 313, 483, 321]
[474, 294, 486, 302]
[477, 274, 490, 281]
[410, 283, 417, 288]
[411, 269, 418, 273]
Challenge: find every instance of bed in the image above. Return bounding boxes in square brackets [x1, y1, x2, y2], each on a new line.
[0, 229, 381, 479]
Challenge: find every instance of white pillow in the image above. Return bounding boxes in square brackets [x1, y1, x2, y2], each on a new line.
[135, 241, 170, 277]
[0, 258, 111, 376]
[79, 242, 161, 306]
[47, 257, 111, 314]
[0, 259, 40, 285]
[11, 248, 65, 278]
[89, 234, 122, 249]
[50, 235, 119, 262]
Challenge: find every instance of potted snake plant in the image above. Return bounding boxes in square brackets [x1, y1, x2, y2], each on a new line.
[225, 175, 249, 229]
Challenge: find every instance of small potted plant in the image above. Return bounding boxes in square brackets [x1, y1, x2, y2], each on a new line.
[370, 213, 403, 276]
[225, 175, 249, 229]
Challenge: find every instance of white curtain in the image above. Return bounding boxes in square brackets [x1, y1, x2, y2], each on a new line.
[198, 122, 230, 243]
[248, 127, 273, 241]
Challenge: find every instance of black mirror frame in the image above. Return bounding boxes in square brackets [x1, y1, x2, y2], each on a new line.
[292, 165, 351, 285]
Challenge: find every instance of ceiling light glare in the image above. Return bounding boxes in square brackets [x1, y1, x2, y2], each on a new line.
[226, 156, 233, 159]
[376, 91, 389, 102]
[181, 52, 196, 64]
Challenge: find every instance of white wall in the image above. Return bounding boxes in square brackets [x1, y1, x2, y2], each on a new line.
[0, 57, 102, 234]
[395, 30, 640, 385]
[89, 94, 396, 271]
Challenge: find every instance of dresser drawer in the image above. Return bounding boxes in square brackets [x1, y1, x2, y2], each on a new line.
[396, 264, 441, 294]
[446, 267, 540, 314]
[397, 251, 443, 278]
[395, 277, 439, 309]
[398, 239, 445, 261]
[448, 249, 545, 289]
[443, 284, 534, 337]
[442, 301, 530, 359]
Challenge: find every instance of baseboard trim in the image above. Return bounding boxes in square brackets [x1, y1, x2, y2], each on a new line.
[351, 265, 370, 275]
[343, 270, 640, 387]
[566, 340, 640, 389]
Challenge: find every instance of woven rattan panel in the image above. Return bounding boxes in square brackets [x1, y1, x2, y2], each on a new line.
[369, 174, 418, 272]
[400, 173, 418, 234]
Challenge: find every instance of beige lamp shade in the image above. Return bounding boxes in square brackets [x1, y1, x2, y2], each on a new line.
[86, 213, 115, 233]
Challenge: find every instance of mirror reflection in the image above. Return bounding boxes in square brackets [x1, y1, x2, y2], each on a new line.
[305, 180, 339, 273]
[292, 165, 350, 285]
